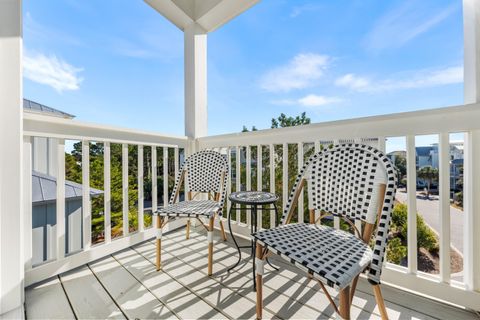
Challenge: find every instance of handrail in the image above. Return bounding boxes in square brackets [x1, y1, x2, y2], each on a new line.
[24, 112, 188, 148]
[198, 103, 480, 147]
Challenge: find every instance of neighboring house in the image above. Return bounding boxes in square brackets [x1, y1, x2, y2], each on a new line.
[450, 158, 464, 192]
[25, 99, 103, 265]
[32, 171, 102, 266]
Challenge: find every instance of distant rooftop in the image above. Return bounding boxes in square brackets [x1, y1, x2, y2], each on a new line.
[23, 98, 75, 119]
[32, 171, 102, 204]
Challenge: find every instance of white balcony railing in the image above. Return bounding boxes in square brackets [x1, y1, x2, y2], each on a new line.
[22, 103, 480, 311]
[197, 102, 480, 311]
[23, 112, 188, 286]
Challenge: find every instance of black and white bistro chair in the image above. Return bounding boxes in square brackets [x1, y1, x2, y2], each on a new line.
[154, 150, 229, 276]
[253, 144, 397, 320]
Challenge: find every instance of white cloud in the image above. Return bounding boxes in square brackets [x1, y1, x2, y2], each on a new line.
[23, 51, 84, 92]
[365, 1, 458, 52]
[260, 53, 330, 92]
[335, 66, 462, 93]
[335, 74, 370, 90]
[272, 94, 342, 107]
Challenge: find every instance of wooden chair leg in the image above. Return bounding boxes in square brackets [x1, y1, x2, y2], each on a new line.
[256, 242, 265, 320]
[372, 284, 389, 320]
[207, 216, 214, 276]
[156, 216, 163, 271]
[339, 286, 351, 320]
[186, 219, 191, 239]
[219, 219, 227, 241]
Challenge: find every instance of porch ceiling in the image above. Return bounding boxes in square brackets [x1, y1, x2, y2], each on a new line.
[144, 0, 260, 32]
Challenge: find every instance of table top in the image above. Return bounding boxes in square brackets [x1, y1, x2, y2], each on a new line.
[228, 191, 279, 205]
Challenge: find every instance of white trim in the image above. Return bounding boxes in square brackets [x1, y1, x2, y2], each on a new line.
[104, 142, 112, 243]
[438, 133, 451, 283]
[122, 144, 129, 236]
[56, 139, 66, 260]
[138, 145, 144, 232]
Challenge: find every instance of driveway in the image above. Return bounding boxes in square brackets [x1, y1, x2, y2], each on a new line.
[395, 190, 464, 254]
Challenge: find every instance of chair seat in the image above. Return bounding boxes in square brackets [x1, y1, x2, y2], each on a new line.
[156, 200, 222, 218]
[252, 223, 373, 290]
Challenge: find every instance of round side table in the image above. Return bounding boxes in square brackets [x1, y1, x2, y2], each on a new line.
[227, 191, 279, 291]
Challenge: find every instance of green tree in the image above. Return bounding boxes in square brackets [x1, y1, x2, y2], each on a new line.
[417, 166, 438, 198]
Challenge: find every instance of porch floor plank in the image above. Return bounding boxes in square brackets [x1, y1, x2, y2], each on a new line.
[25, 227, 478, 320]
[89, 254, 178, 319]
[59, 265, 125, 319]
[25, 277, 75, 320]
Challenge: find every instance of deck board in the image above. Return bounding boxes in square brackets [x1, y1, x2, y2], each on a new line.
[25, 277, 75, 320]
[25, 227, 478, 320]
[89, 255, 177, 319]
[60, 265, 125, 319]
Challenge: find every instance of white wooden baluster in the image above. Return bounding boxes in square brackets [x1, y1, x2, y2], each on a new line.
[282, 143, 288, 213]
[297, 142, 304, 223]
[269, 144, 275, 227]
[227, 147, 232, 213]
[439, 133, 451, 283]
[163, 147, 168, 207]
[82, 141, 91, 250]
[257, 145, 263, 229]
[138, 145, 144, 232]
[333, 139, 340, 230]
[463, 130, 480, 291]
[314, 141, 320, 224]
[23, 136, 33, 271]
[235, 146, 241, 224]
[104, 142, 111, 243]
[406, 135, 418, 273]
[246, 146, 251, 226]
[56, 139, 66, 259]
[152, 146, 158, 226]
[174, 147, 179, 187]
[122, 143, 129, 236]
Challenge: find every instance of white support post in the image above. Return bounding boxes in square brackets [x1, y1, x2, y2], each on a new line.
[0, 0, 23, 314]
[406, 135, 418, 273]
[184, 23, 208, 139]
[82, 141, 91, 250]
[464, 0, 480, 104]
[122, 144, 129, 236]
[104, 142, 111, 243]
[138, 145, 144, 232]
[463, 0, 480, 291]
[56, 139, 66, 260]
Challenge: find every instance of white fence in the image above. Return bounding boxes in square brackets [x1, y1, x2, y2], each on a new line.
[22, 104, 480, 310]
[23, 112, 188, 286]
[198, 102, 480, 311]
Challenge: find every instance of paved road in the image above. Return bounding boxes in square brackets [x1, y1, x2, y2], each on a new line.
[395, 190, 464, 254]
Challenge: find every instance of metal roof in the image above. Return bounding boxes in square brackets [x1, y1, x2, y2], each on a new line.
[23, 98, 75, 119]
[32, 171, 103, 204]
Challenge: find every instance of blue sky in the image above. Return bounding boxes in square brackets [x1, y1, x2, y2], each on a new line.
[23, 0, 464, 141]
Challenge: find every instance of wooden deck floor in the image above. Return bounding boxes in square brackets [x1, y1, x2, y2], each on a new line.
[25, 227, 478, 320]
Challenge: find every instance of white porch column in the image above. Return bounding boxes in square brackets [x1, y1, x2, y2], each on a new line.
[0, 0, 24, 316]
[184, 23, 207, 140]
[463, 0, 480, 292]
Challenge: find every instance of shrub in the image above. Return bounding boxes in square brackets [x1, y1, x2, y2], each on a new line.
[387, 238, 407, 264]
